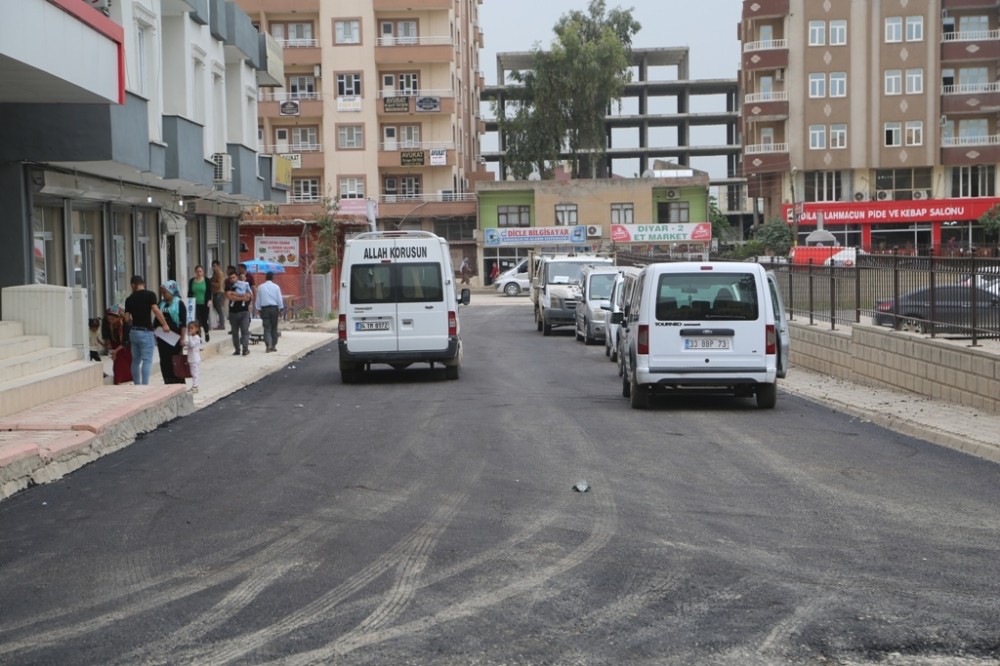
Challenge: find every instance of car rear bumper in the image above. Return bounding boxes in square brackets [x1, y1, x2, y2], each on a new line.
[339, 338, 460, 365]
[637, 367, 776, 387]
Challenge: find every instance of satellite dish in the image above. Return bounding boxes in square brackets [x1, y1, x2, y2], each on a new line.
[641, 169, 655, 178]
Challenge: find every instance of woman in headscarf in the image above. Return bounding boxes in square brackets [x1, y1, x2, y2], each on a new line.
[157, 280, 187, 384]
[102, 304, 132, 385]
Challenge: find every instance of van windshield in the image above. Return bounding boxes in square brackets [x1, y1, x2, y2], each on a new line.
[350, 263, 444, 304]
[654, 273, 759, 321]
[588, 274, 616, 300]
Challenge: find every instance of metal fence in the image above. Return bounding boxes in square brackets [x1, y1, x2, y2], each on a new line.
[266, 271, 336, 321]
[765, 255, 1000, 344]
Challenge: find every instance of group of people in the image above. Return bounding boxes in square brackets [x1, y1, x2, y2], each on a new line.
[90, 262, 284, 391]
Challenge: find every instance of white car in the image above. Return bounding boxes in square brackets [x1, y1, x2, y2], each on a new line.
[495, 271, 531, 296]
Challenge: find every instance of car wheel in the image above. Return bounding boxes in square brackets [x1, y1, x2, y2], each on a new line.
[629, 371, 649, 409]
[340, 361, 359, 384]
[756, 382, 777, 409]
[899, 316, 927, 334]
[536, 309, 543, 332]
[445, 362, 459, 380]
[621, 372, 631, 398]
[504, 282, 520, 297]
[584, 323, 596, 346]
[605, 339, 611, 357]
[543, 320, 552, 336]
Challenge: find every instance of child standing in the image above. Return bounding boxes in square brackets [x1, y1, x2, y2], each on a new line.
[185, 321, 203, 393]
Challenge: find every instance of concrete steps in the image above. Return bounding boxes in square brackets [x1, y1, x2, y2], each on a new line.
[0, 319, 104, 419]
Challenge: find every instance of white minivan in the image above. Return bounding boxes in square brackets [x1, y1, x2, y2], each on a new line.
[338, 230, 470, 383]
[615, 261, 789, 409]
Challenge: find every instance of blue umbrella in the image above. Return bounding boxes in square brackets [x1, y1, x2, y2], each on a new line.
[242, 259, 285, 273]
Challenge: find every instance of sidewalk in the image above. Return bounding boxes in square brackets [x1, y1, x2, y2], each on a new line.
[0, 322, 337, 500]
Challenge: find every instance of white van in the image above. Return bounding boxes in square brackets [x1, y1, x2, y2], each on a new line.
[337, 231, 470, 383]
[574, 265, 624, 345]
[531, 255, 613, 335]
[615, 261, 789, 409]
[602, 265, 642, 362]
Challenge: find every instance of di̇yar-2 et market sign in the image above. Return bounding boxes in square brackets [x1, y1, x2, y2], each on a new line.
[611, 223, 712, 243]
[782, 198, 1000, 224]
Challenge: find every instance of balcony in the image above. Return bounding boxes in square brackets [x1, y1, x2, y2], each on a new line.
[742, 143, 789, 174]
[375, 36, 455, 65]
[376, 90, 456, 115]
[377, 144, 455, 168]
[742, 41, 788, 72]
[942, 0, 1000, 9]
[377, 191, 476, 218]
[743, 91, 789, 122]
[374, 0, 451, 8]
[941, 133, 1000, 164]
[941, 29, 1000, 62]
[258, 91, 322, 118]
[280, 43, 321, 68]
[941, 81, 1000, 115]
[263, 144, 323, 171]
[742, 0, 789, 20]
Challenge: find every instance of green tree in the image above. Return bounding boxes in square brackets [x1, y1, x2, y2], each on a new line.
[754, 218, 794, 256]
[503, 1, 640, 179]
[312, 198, 342, 275]
[978, 204, 1000, 243]
[708, 195, 734, 241]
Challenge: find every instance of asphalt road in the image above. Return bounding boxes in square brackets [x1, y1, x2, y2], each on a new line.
[1, 297, 999, 665]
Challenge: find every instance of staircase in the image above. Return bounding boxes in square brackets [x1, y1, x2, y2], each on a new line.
[0, 320, 103, 419]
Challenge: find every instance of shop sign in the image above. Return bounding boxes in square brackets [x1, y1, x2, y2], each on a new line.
[782, 198, 1000, 224]
[429, 149, 447, 165]
[415, 96, 441, 112]
[254, 236, 300, 267]
[383, 96, 410, 113]
[484, 226, 587, 247]
[400, 150, 425, 166]
[279, 100, 300, 116]
[610, 223, 712, 243]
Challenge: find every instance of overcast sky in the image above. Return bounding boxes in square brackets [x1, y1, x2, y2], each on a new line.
[476, 1, 743, 179]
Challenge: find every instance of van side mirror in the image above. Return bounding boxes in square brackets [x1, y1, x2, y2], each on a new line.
[459, 288, 471, 306]
[610, 311, 623, 325]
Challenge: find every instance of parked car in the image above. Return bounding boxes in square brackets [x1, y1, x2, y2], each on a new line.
[574, 265, 620, 345]
[874, 285, 1000, 334]
[603, 266, 642, 364]
[495, 270, 530, 297]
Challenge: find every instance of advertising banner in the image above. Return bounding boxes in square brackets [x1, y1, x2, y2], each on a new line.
[484, 226, 587, 247]
[610, 223, 712, 244]
[781, 198, 1000, 225]
[254, 236, 300, 267]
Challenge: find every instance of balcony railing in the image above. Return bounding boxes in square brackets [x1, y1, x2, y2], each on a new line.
[744, 142, 789, 155]
[743, 39, 788, 52]
[275, 38, 319, 48]
[289, 194, 321, 204]
[744, 91, 789, 104]
[379, 141, 455, 151]
[942, 29, 1000, 42]
[376, 88, 454, 98]
[942, 82, 1000, 95]
[376, 36, 452, 47]
[942, 134, 1000, 147]
[259, 91, 321, 102]
[379, 192, 477, 204]
[264, 144, 322, 154]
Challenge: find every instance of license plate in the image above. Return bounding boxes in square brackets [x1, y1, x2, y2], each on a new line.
[683, 337, 730, 350]
[356, 320, 390, 331]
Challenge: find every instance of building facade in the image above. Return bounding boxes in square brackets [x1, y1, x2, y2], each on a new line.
[741, 0, 1000, 254]
[237, 0, 489, 274]
[0, 0, 287, 316]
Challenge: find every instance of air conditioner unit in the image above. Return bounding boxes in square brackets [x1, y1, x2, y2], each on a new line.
[854, 191, 866, 201]
[587, 225, 603, 238]
[212, 153, 232, 183]
[666, 189, 679, 199]
[876, 190, 893, 201]
[439, 189, 455, 201]
[913, 190, 929, 200]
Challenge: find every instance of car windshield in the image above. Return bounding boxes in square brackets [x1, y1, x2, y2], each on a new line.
[588, 274, 616, 300]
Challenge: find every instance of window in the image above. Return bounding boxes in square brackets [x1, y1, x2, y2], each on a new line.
[291, 126, 318, 150]
[830, 124, 847, 149]
[805, 171, 842, 202]
[555, 204, 578, 226]
[874, 168, 932, 199]
[905, 68, 923, 94]
[885, 17, 902, 42]
[959, 15, 988, 36]
[350, 263, 443, 305]
[885, 122, 902, 146]
[829, 72, 847, 97]
[808, 21, 825, 46]
[135, 23, 147, 96]
[334, 19, 361, 44]
[337, 124, 364, 149]
[905, 121, 923, 146]
[271, 21, 314, 46]
[339, 177, 365, 199]
[959, 67, 988, 87]
[400, 175, 421, 198]
[809, 124, 827, 150]
[950, 165, 995, 197]
[808, 73, 826, 98]
[337, 73, 362, 96]
[398, 73, 419, 96]
[905, 16, 923, 41]
[292, 178, 320, 203]
[611, 203, 634, 225]
[760, 127, 775, 145]
[664, 202, 689, 224]
[399, 124, 420, 148]
[380, 19, 418, 45]
[959, 118, 989, 141]
[829, 20, 847, 45]
[885, 70, 902, 95]
[498, 205, 531, 227]
[288, 75, 316, 99]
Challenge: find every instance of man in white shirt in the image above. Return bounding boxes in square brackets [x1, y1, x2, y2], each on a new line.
[255, 271, 285, 353]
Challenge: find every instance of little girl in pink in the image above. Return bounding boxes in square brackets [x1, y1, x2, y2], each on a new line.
[185, 321, 203, 392]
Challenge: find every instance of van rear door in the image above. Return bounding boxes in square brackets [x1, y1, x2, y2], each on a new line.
[345, 252, 399, 354]
[766, 271, 790, 378]
[396, 242, 448, 353]
[647, 269, 768, 373]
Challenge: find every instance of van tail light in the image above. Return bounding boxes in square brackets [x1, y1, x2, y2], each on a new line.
[448, 311, 458, 337]
[338, 314, 347, 341]
[637, 324, 649, 355]
[765, 324, 776, 355]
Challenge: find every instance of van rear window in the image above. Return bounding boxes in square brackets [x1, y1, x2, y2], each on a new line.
[654, 273, 759, 321]
[350, 263, 444, 304]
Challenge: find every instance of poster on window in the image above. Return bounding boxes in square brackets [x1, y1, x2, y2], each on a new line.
[254, 236, 300, 267]
[429, 149, 447, 166]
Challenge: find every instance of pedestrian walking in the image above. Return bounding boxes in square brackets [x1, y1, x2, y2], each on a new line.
[156, 280, 187, 385]
[489, 262, 499, 285]
[460, 256, 471, 285]
[226, 267, 252, 356]
[124, 275, 170, 385]
[255, 271, 284, 353]
[210, 260, 226, 330]
[187, 264, 211, 342]
[184, 321, 203, 392]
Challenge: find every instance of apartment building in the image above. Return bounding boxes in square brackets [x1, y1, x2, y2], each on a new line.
[741, 0, 1000, 254]
[238, 0, 488, 267]
[0, 0, 286, 315]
